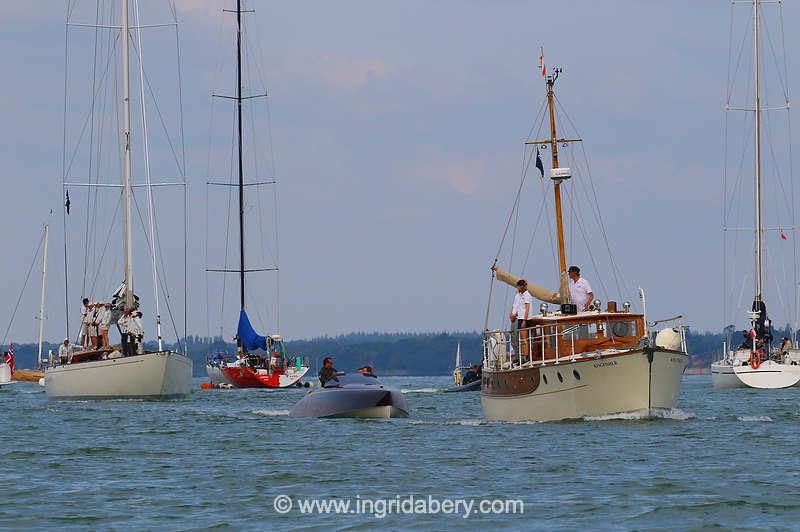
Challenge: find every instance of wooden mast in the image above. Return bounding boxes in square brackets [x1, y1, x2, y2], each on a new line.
[546, 72, 568, 277]
[525, 63, 581, 301]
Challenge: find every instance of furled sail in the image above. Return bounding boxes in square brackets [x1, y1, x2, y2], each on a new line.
[493, 265, 568, 305]
[237, 310, 267, 351]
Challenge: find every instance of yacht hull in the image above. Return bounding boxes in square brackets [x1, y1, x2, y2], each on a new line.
[205, 364, 234, 387]
[220, 365, 310, 388]
[45, 351, 192, 400]
[732, 360, 800, 388]
[290, 386, 409, 418]
[481, 348, 688, 422]
[711, 361, 748, 388]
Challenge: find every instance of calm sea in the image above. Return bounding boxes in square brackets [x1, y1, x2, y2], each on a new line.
[0, 375, 797, 529]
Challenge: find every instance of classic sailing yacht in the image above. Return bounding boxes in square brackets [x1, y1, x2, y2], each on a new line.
[481, 63, 689, 422]
[205, 1, 309, 389]
[45, 0, 191, 400]
[711, 0, 800, 389]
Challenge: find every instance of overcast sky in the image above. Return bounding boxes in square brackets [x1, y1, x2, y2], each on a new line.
[2, 0, 799, 344]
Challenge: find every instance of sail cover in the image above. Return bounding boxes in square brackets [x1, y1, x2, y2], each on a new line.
[493, 265, 568, 305]
[237, 310, 267, 351]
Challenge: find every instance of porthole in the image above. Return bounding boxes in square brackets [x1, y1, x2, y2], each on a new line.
[557, 372, 563, 383]
[542, 374, 548, 385]
[573, 370, 581, 381]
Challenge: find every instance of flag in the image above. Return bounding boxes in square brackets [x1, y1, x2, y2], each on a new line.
[5, 344, 14, 375]
[65, 189, 71, 215]
[535, 148, 544, 178]
[538, 47, 546, 78]
[780, 230, 788, 241]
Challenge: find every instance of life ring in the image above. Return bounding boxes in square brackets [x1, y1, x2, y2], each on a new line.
[750, 349, 764, 370]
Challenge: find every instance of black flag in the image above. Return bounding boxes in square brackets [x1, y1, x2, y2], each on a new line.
[65, 189, 71, 215]
[535, 148, 544, 178]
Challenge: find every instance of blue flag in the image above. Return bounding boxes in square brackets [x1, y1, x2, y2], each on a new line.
[535, 148, 544, 179]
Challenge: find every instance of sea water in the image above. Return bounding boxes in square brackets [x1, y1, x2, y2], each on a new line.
[0, 375, 798, 529]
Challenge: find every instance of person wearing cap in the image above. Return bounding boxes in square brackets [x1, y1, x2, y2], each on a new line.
[131, 311, 145, 355]
[510, 279, 534, 356]
[118, 308, 134, 357]
[58, 338, 75, 365]
[567, 266, 594, 311]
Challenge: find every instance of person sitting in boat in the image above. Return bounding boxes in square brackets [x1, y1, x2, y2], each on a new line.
[739, 329, 754, 350]
[58, 338, 74, 365]
[357, 365, 376, 377]
[463, 364, 479, 384]
[319, 357, 339, 385]
[780, 337, 793, 354]
[567, 266, 594, 311]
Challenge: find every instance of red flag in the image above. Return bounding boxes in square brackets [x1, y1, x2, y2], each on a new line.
[5, 344, 14, 375]
[538, 47, 546, 77]
[780, 230, 788, 241]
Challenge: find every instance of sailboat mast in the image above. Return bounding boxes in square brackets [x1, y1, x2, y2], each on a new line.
[236, 0, 246, 315]
[121, 0, 134, 310]
[37, 225, 49, 367]
[546, 74, 568, 276]
[753, 0, 764, 304]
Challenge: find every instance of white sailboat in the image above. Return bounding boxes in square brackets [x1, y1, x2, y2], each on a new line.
[711, 0, 800, 389]
[480, 60, 688, 422]
[45, 0, 191, 400]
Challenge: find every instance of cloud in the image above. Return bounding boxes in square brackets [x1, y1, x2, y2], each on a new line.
[405, 153, 518, 197]
[281, 49, 394, 89]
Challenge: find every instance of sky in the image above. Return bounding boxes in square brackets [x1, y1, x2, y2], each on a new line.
[1, 0, 799, 344]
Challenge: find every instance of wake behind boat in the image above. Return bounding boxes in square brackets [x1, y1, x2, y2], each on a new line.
[289, 373, 409, 419]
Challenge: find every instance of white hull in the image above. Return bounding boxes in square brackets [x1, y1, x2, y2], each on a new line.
[481, 349, 688, 422]
[712, 349, 800, 389]
[0, 363, 11, 386]
[45, 351, 192, 400]
[711, 360, 748, 389]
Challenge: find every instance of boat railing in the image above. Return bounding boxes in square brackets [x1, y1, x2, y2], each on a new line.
[482, 325, 580, 370]
[648, 315, 688, 353]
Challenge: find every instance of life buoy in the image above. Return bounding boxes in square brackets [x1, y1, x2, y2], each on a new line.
[750, 349, 764, 370]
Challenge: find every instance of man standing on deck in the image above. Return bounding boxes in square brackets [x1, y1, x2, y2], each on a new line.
[567, 266, 594, 311]
[508, 279, 534, 356]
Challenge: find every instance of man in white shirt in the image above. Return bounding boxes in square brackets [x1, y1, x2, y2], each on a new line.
[58, 338, 74, 365]
[118, 309, 133, 357]
[98, 303, 113, 348]
[79, 297, 90, 347]
[568, 266, 594, 311]
[510, 279, 535, 356]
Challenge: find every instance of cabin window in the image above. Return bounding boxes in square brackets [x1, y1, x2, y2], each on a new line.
[571, 323, 597, 340]
[609, 320, 637, 338]
[547, 326, 559, 349]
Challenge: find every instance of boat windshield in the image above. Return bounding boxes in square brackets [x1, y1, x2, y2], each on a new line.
[323, 372, 381, 388]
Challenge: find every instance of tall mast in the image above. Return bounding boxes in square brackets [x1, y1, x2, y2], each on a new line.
[37, 225, 49, 368]
[121, 0, 134, 310]
[237, 0, 245, 315]
[753, 0, 764, 304]
[546, 73, 568, 277]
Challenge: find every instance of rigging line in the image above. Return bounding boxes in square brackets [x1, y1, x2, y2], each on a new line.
[83, 0, 102, 299]
[129, 41, 184, 176]
[61, 2, 72, 339]
[761, 113, 792, 219]
[727, 6, 753, 106]
[554, 95, 626, 298]
[520, 179, 552, 273]
[133, 0, 164, 350]
[760, 5, 789, 102]
[492, 96, 548, 263]
[87, 196, 122, 298]
[172, 3, 189, 347]
[131, 191, 182, 350]
[565, 170, 610, 300]
[2, 229, 45, 347]
[63, 32, 121, 180]
[218, 107, 239, 337]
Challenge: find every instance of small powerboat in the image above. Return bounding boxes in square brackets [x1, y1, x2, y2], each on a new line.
[444, 379, 481, 393]
[289, 373, 409, 418]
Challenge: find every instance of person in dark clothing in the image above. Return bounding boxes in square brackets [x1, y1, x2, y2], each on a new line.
[357, 365, 376, 377]
[463, 364, 479, 384]
[318, 357, 338, 386]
